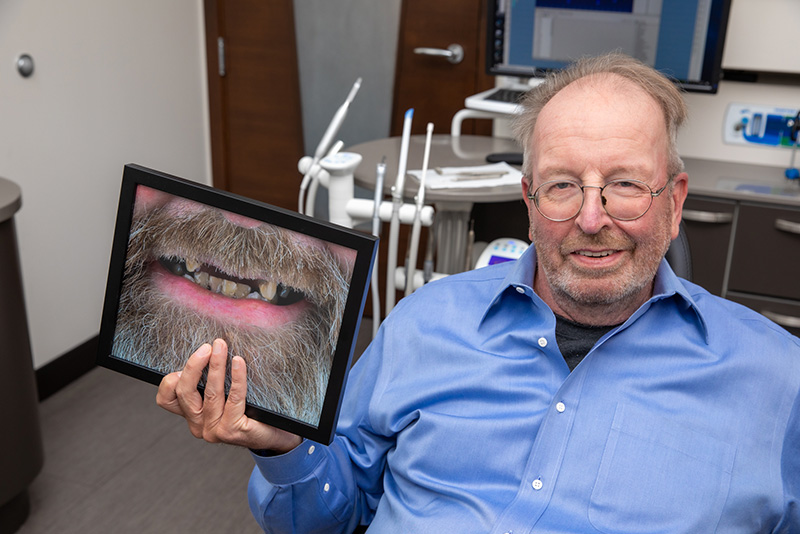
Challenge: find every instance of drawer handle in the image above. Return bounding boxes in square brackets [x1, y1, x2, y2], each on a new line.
[761, 310, 800, 329]
[775, 218, 800, 235]
[682, 209, 733, 224]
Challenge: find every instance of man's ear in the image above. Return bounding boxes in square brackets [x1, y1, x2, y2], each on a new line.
[521, 175, 532, 211]
[670, 172, 689, 240]
[521, 175, 535, 242]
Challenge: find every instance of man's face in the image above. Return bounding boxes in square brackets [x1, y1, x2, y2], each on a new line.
[522, 75, 688, 323]
[112, 186, 356, 425]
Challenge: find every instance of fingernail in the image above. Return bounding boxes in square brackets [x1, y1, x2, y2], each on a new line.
[231, 356, 241, 370]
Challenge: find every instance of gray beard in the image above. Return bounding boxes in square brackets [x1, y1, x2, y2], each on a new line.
[112, 205, 353, 426]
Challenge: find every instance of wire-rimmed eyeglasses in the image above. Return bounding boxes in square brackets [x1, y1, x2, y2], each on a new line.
[527, 178, 669, 222]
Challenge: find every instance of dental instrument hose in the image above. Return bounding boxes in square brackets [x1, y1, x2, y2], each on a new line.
[371, 160, 386, 337]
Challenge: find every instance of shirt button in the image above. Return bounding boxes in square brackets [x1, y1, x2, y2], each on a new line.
[323, 483, 330, 492]
[538, 337, 547, 347]
[556, 402, 566, 413]
[515, 286, 525, 294]
[532, 478, 543, 491]
[308, 445, 315, 455]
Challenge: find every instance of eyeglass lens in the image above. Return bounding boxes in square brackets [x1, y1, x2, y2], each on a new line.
[534, 180, 655, 221]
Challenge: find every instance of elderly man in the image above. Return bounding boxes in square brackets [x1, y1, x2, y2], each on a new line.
[158, 53, 800, 532]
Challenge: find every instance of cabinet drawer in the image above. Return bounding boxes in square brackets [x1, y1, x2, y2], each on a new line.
[728, 204, 800, 301]
[682, 197, 736, 296]
[727, 292, 800, 338]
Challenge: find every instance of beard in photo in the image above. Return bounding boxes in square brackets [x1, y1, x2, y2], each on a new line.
[112, 203, 354, 426]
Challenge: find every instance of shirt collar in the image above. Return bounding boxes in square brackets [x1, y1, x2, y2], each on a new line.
[481, 245, 709, 343]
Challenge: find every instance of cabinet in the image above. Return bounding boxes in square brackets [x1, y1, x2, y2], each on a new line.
[683, 195, 800, 337]
[682, 197, 736, 297]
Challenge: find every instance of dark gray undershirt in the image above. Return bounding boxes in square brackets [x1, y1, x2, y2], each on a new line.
[555, 315, 620, 371]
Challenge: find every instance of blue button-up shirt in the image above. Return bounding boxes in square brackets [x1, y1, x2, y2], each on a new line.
[248, 246, 800, 533]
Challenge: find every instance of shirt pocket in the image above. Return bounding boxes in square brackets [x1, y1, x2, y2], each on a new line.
[588, 403, 735, 534]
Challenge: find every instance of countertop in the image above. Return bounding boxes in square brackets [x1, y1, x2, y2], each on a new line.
[0, 177, 22, 223]
[683, 157, 800, 208]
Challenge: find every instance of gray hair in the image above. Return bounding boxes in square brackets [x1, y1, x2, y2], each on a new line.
[511, 52, 688, 181]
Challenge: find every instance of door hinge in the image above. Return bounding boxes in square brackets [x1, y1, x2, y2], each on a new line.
[217, 37, 226, 77]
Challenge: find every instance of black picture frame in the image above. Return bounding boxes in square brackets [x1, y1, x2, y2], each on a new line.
[98, 164, 377, 444]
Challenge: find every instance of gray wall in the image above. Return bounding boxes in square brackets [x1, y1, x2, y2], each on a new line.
[294, 0, 401, 154]
[294, 0, 402, 217]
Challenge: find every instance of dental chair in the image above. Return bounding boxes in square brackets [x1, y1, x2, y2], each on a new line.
[665, 221, 693, 281]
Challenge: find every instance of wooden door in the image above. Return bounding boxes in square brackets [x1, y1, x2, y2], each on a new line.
[391, 0, 494, 136]
[204, 0, 304, 211]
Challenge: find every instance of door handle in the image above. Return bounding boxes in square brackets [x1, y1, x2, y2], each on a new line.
[413, 44, 464, 64]
[682, 209, 734, 224]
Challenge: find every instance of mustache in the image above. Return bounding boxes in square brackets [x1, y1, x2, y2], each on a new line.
[559, 230, 634, 253]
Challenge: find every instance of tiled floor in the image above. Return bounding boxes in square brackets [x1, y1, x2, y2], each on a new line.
[18, 319, 375, 534]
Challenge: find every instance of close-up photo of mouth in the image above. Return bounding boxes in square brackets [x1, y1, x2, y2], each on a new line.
[157, 255, 306, 306]
[148, 251, 312, 331]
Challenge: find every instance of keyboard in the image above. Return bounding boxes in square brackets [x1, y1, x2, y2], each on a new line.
[464, 84, 533, 115]
[485, 87, 528, 104]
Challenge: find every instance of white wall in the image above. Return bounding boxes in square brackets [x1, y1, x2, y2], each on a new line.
[0, 0, 211, 368]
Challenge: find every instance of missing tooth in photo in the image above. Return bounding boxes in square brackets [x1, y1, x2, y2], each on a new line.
[110, 185, 357, 427]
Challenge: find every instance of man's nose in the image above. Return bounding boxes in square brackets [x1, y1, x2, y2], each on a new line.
[574, 186, 611, 234]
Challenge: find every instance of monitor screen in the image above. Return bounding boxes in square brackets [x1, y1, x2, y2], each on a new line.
[487, 0, 732, 93]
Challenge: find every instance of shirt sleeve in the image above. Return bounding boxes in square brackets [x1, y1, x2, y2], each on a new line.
[777, 388, 800, 532]
[246, 322, 397, 533]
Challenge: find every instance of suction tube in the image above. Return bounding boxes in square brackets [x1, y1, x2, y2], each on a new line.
[405, 122, 433, 297]
[385, 108, 413, 314]
[370, 160, 386, 337]
[298, 78, 362, 214]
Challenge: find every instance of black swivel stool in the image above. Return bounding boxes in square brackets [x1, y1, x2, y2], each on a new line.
[0, 177, 43, 534]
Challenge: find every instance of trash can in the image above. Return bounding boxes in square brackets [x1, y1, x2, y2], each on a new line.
[0, 177, 43, 534]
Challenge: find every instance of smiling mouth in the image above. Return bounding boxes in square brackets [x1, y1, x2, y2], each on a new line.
[157, 256, 305, 306]
[576, 250, 615, 258]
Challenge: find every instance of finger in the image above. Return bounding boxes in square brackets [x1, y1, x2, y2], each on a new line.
[156, 372, 184, 416]
[222, 356, 302, 452]
[202, 338, 230, 436]
[175, 342, 213, 434]
[223, 355, 249, 423]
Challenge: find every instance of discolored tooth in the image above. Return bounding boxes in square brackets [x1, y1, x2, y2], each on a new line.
[233, 283, 251, 299]
[259, 280, 277, 302]
[196, 271, 210, 288]
[185, 258, 201, 272]
[209, 275, 223, 293]
[222, 279, 237, 297]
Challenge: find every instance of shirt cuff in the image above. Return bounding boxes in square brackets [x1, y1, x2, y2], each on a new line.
[250, 439, 326, 485]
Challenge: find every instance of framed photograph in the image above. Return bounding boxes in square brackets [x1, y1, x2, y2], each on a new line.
[98, 164, 378, 444]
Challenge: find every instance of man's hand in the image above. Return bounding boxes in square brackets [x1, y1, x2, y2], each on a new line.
[156, 338, 302, 454]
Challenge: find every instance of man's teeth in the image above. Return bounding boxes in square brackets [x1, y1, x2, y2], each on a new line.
[158, 256, 304, 306]
[578, 250, 613, 258]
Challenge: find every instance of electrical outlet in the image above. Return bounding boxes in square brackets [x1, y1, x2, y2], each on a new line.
[723, 103, 799, 147]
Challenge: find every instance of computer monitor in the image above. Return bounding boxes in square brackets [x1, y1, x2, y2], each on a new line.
[487, 0, 732, 94]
